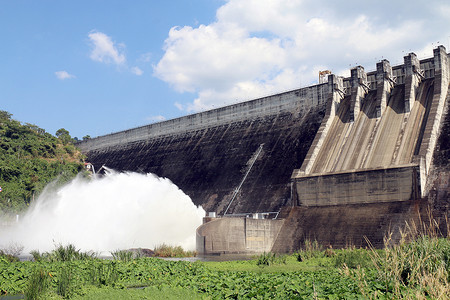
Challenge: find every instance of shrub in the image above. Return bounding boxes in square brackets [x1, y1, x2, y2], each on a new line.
[367, 221, 450, 298]
[333, 248, 373, 269]
[30, 250, 43, 262]
[111, 250, 134, 262]
[57, 267, 74, 298]
[89, 262, 119, 287]
[31, 244, 97, 262]
[256, 252, 287, 266]
[0, 243, 23, 262]
[294, 239, 324, 262]
[0, 250, 20, 263]
[153, 244, 196, 258]
[25, 268, 50, 300]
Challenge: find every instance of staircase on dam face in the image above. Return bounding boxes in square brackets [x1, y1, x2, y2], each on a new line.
[291, 46, 449, 207]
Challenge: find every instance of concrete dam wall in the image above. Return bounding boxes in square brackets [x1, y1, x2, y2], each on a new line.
[78, 46, 450, 253]
[78, 85, 328, 215]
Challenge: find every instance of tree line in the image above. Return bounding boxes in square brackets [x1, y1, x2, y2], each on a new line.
[0, 110, 86, 213]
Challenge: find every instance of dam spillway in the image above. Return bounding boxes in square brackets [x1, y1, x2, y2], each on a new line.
[291, 47, 449, 207]
[78, 46, 450, 253]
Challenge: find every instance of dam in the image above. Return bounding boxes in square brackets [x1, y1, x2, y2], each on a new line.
[78, 46, 450, 254]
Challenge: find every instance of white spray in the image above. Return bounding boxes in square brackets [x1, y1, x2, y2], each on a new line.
[0, 170, 205, 253]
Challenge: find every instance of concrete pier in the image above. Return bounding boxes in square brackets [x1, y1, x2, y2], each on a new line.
[375, 60, 394, 118]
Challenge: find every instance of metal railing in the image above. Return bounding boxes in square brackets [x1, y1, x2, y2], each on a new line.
[223, 144, 264, 216]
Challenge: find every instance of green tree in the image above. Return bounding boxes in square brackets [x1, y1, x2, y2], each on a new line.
[0, 112, 85, 213]
[55, 128, 72, 144]
[0, 110, 12, 121]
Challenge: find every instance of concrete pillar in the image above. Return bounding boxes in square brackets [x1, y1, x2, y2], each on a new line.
[375, 59, 394, 118]
[292, 74, 344, 178]
[416, 46, 449, 193]
[349, 66, 368, 122]
[404, 53, 422, 113]
[434, 45, 449, 84]
[327, 74, 345, 118]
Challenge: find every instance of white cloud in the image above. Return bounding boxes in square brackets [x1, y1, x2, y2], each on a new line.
[174, 102, 183, 110]
[154, 0, 450, 112]
[88, 31, 126, 65]
[87, 31, 149, 76]
[55, 71, 75, 80]
[138, 52, 152, 63]
[131, 66, 143, 76]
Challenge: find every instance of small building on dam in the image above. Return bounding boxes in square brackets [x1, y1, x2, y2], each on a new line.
[77, 46, 450, 254]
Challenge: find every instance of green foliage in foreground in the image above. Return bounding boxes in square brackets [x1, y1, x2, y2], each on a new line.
[71, 285, 202, 300]
[0, 110, 85, 213]
[1, 236, 449, 299]
[0, 256, 366, 299]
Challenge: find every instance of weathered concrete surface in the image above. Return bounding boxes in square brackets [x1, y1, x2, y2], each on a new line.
[432, 78, 450, 170]
[276, 48, 449, 252]
[418, 47, 449, 183]
[196, 217, 284, 254]
[293, 165, 420, 206]
[292, 47, 449, 208]
[271, 200, 429, 251]
[78, 86, 329, 152]
[304, 79, 433, 174]
[282, 79, 449, 250]
[291, 79, 434, 206]
[80, 106, 325, 215]
[428, 85, 450, 230]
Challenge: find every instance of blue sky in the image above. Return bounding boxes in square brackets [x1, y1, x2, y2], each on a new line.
[1, 0, 449, 139]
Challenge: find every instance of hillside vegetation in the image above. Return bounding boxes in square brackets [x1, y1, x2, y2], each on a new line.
[0, 110, 85, 213]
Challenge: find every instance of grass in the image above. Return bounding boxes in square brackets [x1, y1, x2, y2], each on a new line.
[364, 220, 450, 298]
[72, 285, 204, 300]
[202, 253, 332, 273]
[2, 221, 448, 299]
[30, 244, 98, 262]
[333, 248, 374, 269]
[56, 268, 72, 298]
[89, 261, 120, 287]
[255, 252, 287, 266]
[111, 249, 137, 262]
[110, 244, 197, 260]
[24, 268, 50, 300]
[153, 244, 196, 258]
